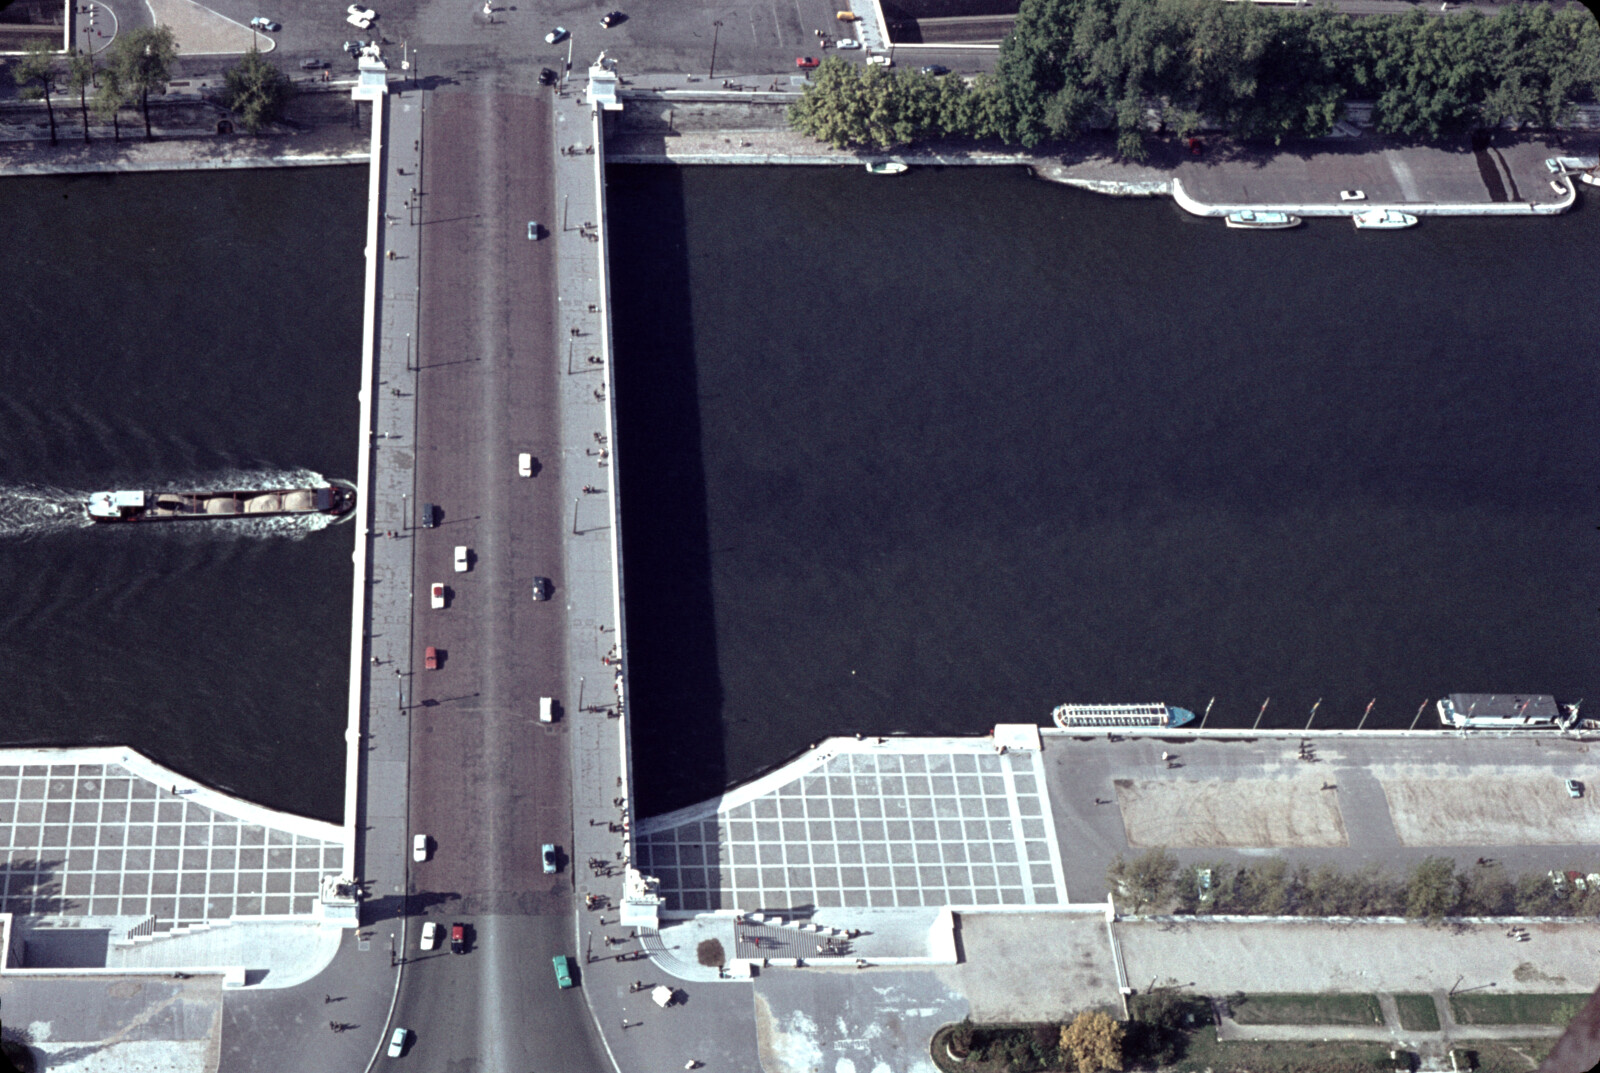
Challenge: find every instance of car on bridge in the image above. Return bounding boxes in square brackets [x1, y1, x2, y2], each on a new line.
[531, 577, 549, 601]
[387, 1027, 410, 1057]
[419, 921, 439, 950]
[430, 582, 445, 609]
[425, 645, 439, 670]
[454, 546, 470, 572]
[413, 834, 429, 861]
[451, 922, 468, 954]
[542, 843, 558, 873]
[552, 954, 574, 988]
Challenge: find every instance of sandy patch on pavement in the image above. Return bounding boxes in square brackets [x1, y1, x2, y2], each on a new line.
[1115, 777, 1348, 848]
[936, 912, 1120, 1021]
[147, 0, 274, 56]
[1380, 773, 1600, 846]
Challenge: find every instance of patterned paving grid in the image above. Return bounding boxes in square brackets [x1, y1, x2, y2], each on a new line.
[638, 750, 1063, 912]
[0, 764, 341, 930]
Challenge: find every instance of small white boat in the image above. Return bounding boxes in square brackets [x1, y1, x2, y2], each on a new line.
[1224, 210, 1301, 230]
[1352, 209, 1417, 230]
[865, 161, 908, 175]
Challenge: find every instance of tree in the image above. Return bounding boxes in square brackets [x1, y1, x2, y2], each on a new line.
[224, 48, 293, 133]
[1513, 871, 1557, 916]
[66, 50, 94, 143]
[1059, 1011, 1124, 1073]
[1405, 856, 1460, 921]
[107, 26, 178, 140]
[1459, 862, 1513, 916]
[93, 64, 128, 142]
[14, 41, 62, 146]
[1108, 849, 1177, 913]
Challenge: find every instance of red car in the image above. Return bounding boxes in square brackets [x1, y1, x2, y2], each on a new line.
[425, 645, 439, 670]
[796, 56, 819, 68]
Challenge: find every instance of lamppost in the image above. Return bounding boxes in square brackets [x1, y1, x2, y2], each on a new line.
[708, 20, 722, 81]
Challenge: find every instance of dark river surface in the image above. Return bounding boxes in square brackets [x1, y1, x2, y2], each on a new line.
[1, 163, 1593, 825]
[610, 165, 1599, 817]
[0, 167, 366, 823]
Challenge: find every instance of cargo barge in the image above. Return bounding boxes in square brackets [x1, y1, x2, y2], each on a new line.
[87, 484, 356, 523]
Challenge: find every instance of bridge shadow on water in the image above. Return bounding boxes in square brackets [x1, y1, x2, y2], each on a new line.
[607, 166, 727, 819]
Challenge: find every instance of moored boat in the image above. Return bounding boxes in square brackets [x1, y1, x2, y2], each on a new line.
[1052, 702, 1197, 730]
[1224, 210, 1301, 230]
[865, 161, 908, 175]
[87, 484, 355, 523]
[1437, 693, 1579, 731]
[1352, 209, 1418, 230]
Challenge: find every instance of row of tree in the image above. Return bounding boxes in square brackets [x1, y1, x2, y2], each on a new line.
[11, 28, 292, 144]
[1108, 849, 1600, 920]
[789, 1, 1600, 158]
[946, 1011, 1126, 1073]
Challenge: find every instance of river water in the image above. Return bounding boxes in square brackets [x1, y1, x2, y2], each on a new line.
[609, 165, 1599, 816]
[0, 167, 365, 823]
[1, 163, 1592, 825]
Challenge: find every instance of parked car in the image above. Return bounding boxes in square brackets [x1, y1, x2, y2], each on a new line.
[425, 645, 439, 670]
[538, 68, 558, 85]
[419, 501, 437, 528]
[866, 54, 891, 66]
[454, 545, 469, 572]
[544, 26, 567, 43]
[419, 921, 439, 950]
[249, 16, 281, 31]
[836, 38, 860, 49]
[1339, 189, 1366, 201]
[387, 1027, 409, 1057]
[413, 834, 429, 861]
[451, 922, 467, 954]
[919, 64, 949, 75]
[518, 451, 533, 476]
[1567, 778, 1584, 798]
[601, 11, 624, 27]
[552, 953, 574, 988]
[796, 56, 819, 68]
[542, 843, 558, 874]
[299, 58, 326, 69]
[531, 577, 549, 601]
[430, 582, 444, 609]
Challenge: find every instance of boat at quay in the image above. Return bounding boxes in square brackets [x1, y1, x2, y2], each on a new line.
[1352, 208, 1419, 230]
[1437, 693, 1580, 731]
[1224, 210, 1301, 230]
[86, 483, 356, 523]
[1052, 702, 1197, 729]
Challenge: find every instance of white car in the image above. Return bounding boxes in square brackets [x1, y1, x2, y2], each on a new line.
[542, 843, 557, 874]
[544, 26, 567, 43]
[518, 452, 532, 477]
[866, 54, 892, 66]
[454, 546, 469, 572]
[387, 1027, 409, 1057]
[1339, 189, 1366, 201]
[419, 921, 439, 950]
[413, 833, 429, 862]
[836, 38, 860, 49]
[347, 4, 376, 28]
[430, 582, 444, 609]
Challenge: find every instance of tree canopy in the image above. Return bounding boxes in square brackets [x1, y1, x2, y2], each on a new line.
[1059, 1011, 1125, 1073]
[106, 25, 178, 139]
[14, 41, 62, 145]
[224, 48, 293, 133]
[789, 0, 1600, 157]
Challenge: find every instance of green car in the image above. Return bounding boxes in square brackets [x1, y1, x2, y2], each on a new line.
[552, 954, 574, 989]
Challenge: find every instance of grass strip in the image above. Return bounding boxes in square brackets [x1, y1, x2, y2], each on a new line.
[1450, 993, 1587, 1026]
[1227, 993, 1382, 1026]
[1176, 1034, 1394, 1073]
[1393, 993, 1441, 1032]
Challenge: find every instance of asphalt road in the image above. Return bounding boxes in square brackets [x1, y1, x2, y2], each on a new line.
[391, 80, 609, 1073]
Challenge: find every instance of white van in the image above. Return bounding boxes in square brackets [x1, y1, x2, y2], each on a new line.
[539, 696, 554, 723]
